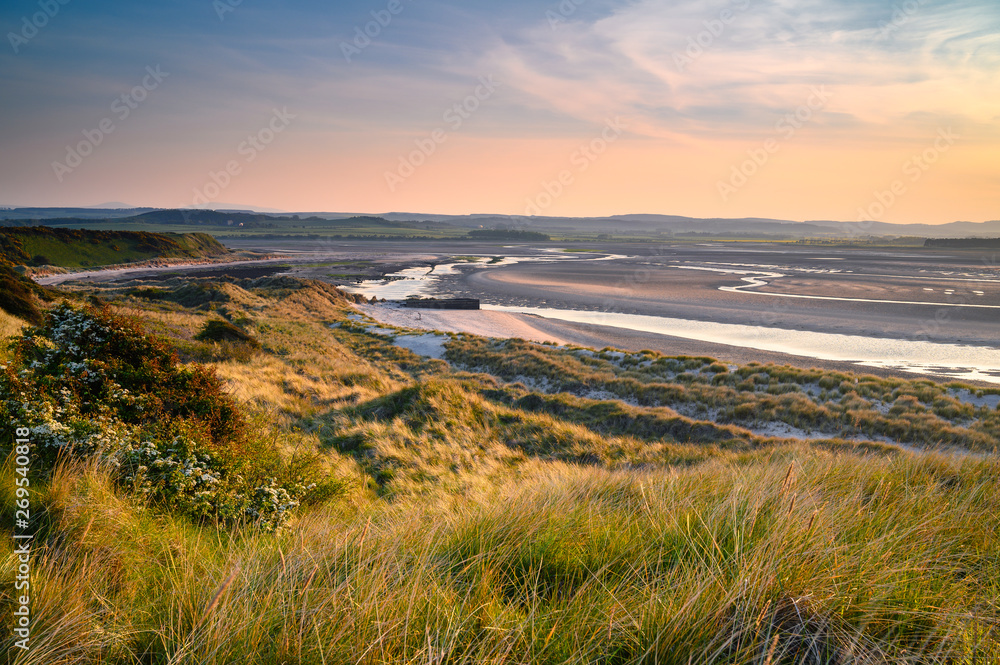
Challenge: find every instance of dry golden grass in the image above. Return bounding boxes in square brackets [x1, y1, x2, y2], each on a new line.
[0, 310, 26, 364]
[4, 448, 999, 663]
[3, 276, 999, 663]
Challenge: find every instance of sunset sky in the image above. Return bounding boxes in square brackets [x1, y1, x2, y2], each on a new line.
[1, 0, 997, 223]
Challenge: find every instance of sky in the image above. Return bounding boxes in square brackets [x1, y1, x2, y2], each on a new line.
[0, 0, 997, 223]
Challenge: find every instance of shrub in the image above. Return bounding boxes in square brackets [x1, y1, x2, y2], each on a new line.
[171, 282, 230, 307]
[127, 286, 170, 300]
[0, 303, 303, 530]
[195, 319, 260, 348]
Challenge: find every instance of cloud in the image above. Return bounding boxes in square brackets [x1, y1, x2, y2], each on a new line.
[478, 0, 1000, 142]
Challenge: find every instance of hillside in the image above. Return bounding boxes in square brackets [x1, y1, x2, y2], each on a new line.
[0, 226, 230, 268]
[0, 273, 998, 663]
[5, 207, 1000, 241]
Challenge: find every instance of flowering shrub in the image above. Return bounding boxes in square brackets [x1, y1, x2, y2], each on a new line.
[1, 303, 305, 530]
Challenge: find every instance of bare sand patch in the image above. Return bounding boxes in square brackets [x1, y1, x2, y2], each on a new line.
[355, 304, 569, 345]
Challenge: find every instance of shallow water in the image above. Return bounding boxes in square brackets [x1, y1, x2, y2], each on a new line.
[339, 252, 629, 300]
[679, 265, 1000, 309]
[342, 253, 1000, 384]
[484, 304, 1000, 385]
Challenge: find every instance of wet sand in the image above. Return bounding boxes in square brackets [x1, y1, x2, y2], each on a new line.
[357, 303, 999, 386]
[449, 250, 1000, 348]
[37, 237, 1000, 385]
[357, 305, 570, 344]
[348, 242, 1000, 386]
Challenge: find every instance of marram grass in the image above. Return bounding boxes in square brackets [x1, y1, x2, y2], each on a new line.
[1, 277, 999, 664]
[4, 449, 999, 663]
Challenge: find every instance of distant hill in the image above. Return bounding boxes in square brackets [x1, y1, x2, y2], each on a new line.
[87, 201, 135, 209]
[0, 226, 230, 269]
[378, 212, 1000, 239]
[181, 202, 288, 213]
[0, 209, 431, 231]
[0, 207, 157, 221]
[3, 207, 1000, 240]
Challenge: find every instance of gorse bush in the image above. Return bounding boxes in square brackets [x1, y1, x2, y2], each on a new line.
[10, 303, 246, 450]
[0, 303, 307, 530]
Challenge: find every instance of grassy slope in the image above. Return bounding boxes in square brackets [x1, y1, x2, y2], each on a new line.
[0, 226, 229, 268]
[2, 277, 999, 663]
[0, 310, 26, 361]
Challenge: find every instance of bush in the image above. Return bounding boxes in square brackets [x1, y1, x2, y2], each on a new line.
[0, 303, 304, 530]
[172, 282, 230, 307]
[127, 286, 170, 300]
[195, 319, 260, 348]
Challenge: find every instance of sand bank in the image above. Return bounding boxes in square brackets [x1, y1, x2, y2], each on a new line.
[355, 304, 569, 344]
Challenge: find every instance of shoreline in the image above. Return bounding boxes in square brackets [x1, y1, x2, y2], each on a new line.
[32, 254, 286, 286]
[356, 303, 1000, 388]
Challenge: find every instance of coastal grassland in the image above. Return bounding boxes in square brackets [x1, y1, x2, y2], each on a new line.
[2, 276, 999, 663]
[0, 226, 229, 268]
[0, 310, 27, 361]
[3, 448, 998, 663]
[443, 337, 1000, 453]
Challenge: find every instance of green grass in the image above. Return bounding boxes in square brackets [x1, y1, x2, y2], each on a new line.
[0, 226, 229, 268]
[2, 275, 999, 663]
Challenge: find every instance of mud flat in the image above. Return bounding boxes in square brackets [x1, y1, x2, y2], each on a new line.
[348, 242, 1000, 385]
[461, 257, 1000, 347]
[356, 302, 1000, 386]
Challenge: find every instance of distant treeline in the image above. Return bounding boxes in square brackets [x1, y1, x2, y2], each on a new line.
[924, 237, 1000, 248]
[466, 229, 551, 241]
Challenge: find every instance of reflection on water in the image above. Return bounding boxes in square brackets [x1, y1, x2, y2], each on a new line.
[339, 252, 629, 300]
[339, 264, 449, 300]
[678, 265, 1000, 309]
[341, 253, 1000, 384]
[484, 305, 1000, 385]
